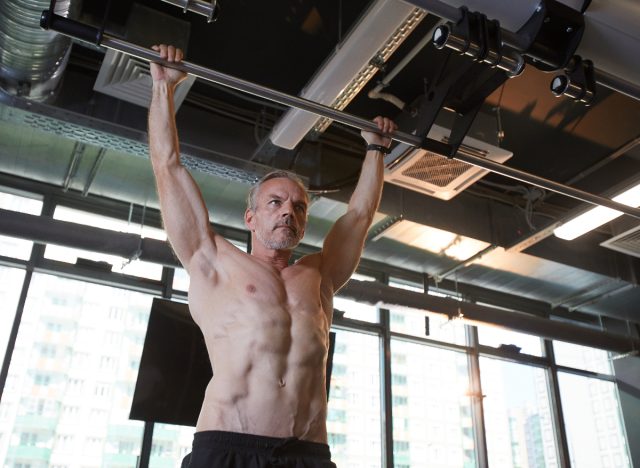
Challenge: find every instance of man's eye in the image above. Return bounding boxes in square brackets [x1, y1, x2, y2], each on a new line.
[270, 200, 280, 205]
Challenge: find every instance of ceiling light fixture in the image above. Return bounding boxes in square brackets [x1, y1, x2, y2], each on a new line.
[554, 181, 640, 240]
[268, 0, 425, 149]
[380, 220, 490, 260]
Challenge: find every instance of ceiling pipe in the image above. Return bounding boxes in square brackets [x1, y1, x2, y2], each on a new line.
[0, 0, 79, 101]
[1, 207, 638, 354]
[340, 279, 640, 354]
[368, 20, 446, 110]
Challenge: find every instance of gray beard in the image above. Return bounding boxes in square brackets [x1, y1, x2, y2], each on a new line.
[255, 228, 301, 250]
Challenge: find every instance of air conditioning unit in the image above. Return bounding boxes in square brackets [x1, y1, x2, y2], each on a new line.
[383, 124, 513, 200]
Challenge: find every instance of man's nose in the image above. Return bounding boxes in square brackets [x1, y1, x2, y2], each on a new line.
[280, 201, 294, 216]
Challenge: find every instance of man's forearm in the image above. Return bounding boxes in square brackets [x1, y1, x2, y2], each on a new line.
[148, 82, 181, 168]
[347, 149, 385, 221]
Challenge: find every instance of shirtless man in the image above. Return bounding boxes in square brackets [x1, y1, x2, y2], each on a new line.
[148, 44, 397, 468]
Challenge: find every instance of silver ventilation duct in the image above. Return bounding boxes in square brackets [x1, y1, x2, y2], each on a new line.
[0, 0, 79, 101]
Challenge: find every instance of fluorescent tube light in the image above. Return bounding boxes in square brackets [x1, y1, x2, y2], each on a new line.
[553, 182, 640, 240]
[380, 220, 490, 260]
[269, 0, 424, 149]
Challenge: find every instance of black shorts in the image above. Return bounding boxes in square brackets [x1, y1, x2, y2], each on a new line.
[181, 430, 337, 468]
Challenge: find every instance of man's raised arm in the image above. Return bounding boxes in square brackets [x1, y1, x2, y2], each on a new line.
[320, 116, 397, 292]
[148, 45, 217, 272]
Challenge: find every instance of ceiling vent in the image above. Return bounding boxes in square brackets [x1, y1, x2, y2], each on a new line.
[383, 124, 513, 200]
[600, 224, 640, 258]
[93, 3, 193, 109]
[94, 49, 195, 109]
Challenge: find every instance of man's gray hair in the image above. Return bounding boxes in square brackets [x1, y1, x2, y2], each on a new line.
[247, 171, 308, 211]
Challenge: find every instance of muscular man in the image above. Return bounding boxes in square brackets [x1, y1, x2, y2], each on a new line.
[148, 44, 397, 468]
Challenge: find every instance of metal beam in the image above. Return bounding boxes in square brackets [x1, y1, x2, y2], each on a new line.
[340, 279, 640, 354]
[38, 12, 640, 221]
[0, 208, 178, 267]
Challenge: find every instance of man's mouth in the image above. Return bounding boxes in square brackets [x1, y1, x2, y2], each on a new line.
[275, 224, 297, 235]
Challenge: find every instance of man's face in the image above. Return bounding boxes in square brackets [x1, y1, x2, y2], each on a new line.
[245, 178, 308, 251]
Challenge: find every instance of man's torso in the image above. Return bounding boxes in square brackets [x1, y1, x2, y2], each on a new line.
[188, 240, 333, 443]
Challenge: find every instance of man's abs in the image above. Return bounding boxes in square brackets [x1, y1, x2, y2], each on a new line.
[187, 255, 332, 443]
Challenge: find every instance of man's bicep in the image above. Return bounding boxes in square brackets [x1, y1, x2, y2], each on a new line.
[155, 164, 217, 270]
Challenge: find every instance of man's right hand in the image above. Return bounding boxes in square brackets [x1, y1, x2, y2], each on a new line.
[150, 44, 188, 88]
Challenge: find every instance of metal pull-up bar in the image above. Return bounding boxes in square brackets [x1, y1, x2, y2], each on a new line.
[40, 11, 640, 221]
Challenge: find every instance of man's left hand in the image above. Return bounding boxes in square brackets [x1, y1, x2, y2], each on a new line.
[361, 116, 397, 148]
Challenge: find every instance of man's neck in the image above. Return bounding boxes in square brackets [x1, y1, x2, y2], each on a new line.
[251, 245, 292, 271]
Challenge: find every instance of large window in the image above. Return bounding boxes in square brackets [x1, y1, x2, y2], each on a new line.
[477, 325, 543, 357]
[558, 372, 631, 467]
[150, 423, 194, 467]
[480, 357, 558, 468]
[0, 273, 152, 467]
[0, 266, 26, 362]
[391, 340, 476, 467]
[327, 329, 382, 467]
[388, 280, 467, 345]
[333, 296, 378, 323]
[172, 268, 190, 293]
[553, 340, 612, 375]
[334, 273, 379, 323]
[0, 190, 42, 260]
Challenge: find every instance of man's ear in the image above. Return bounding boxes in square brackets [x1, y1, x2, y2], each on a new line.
[244, 208, 255, 230]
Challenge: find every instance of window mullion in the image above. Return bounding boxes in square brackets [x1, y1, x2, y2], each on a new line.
[467, 325, 489, 468]
[545, 339, 572, 468]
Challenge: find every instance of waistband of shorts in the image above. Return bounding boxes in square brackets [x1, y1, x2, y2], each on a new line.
[193, 430, 331, 457]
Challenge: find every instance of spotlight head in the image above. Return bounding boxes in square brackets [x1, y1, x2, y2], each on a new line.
[432, 25, 450, 49]
[550, 75, 569, 96]
[549, 56, 595, 105]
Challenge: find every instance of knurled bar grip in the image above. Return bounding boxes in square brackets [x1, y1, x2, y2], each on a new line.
[39, 10, 640, 220]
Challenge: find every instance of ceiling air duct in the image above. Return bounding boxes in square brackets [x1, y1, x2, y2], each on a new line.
[0, 0, 79, 101]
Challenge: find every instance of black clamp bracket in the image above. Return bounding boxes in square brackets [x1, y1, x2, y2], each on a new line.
[405, 7, 522, 159]
[517, 0, 585, 71]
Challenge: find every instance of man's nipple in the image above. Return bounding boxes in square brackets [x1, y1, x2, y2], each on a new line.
[246, 284, 256, 294]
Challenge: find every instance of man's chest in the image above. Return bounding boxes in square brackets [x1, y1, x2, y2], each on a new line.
[191, 256, 329, 323]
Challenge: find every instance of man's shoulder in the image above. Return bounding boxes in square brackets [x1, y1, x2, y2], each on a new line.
[294, 251, 322, 268]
